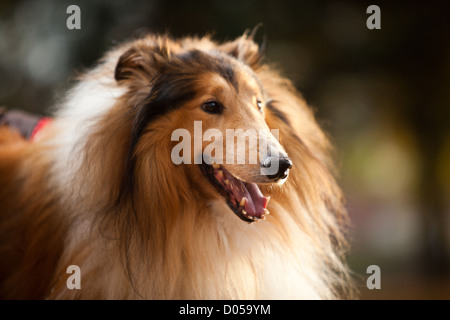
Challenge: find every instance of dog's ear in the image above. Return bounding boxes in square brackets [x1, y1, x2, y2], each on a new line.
[221, 27, 266, 70]
[115, 47, 145, 82]
[115, 40, 172, 83]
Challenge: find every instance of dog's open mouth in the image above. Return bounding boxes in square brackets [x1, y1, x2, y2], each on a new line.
[200, 163, 270, 223]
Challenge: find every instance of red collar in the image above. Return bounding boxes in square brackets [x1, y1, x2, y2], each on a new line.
[30, 117, 52, 141]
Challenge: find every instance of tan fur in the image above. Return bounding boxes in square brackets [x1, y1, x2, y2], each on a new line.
[0, 128, 67, 299]
[0, 32, 353, 299]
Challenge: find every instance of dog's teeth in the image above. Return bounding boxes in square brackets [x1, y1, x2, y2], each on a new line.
[261, 215, 266, 220]
[239, 197, 247, 207]
[224, 179, 229, 186]
[217, 170, 224, 178]
[212, 163, 220, 169]
[242, 210, 247, 216]
[264, 209, 270, 215]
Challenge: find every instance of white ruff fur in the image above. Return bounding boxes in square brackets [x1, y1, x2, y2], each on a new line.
[48, 55, 126, 188]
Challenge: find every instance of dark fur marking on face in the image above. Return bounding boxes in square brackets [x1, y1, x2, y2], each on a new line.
[180, 50, 238, 91]
[120, 76, 198, 203]
[266, 100, 291, 127]
[222, 65, 238, 92]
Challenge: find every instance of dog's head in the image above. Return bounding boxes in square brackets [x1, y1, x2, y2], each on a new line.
[114, 33, 292, 223]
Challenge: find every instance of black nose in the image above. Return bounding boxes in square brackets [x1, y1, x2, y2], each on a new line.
[262, 156, 293, 180]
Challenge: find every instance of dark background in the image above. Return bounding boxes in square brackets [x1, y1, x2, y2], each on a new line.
[1, 0, 449, 299]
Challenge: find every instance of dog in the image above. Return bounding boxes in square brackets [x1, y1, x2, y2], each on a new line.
[0, 31, 352, 299]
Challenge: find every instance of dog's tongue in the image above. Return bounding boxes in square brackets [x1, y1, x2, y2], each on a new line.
[222, 169, 269, 218]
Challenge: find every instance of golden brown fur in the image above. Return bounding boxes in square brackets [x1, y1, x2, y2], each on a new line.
[0, 32, 353, 299]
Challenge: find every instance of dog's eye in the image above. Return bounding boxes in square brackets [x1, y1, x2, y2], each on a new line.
[202, 101, 223, 114]
[253, 96, 263, 112]
[257, 100, 263, 112]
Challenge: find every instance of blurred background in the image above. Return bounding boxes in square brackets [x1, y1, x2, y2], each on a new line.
[0, 0, 449, 299]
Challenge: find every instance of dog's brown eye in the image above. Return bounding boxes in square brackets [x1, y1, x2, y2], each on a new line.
[202, 101, 223, 114]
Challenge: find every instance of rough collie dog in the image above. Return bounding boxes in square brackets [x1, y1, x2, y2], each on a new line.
[0, 31, 352, 299]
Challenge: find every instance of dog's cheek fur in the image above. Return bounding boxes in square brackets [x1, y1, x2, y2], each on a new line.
[76, 101, 202, 282]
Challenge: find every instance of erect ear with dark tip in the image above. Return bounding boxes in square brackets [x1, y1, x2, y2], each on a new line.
[220, 30, 265, 70]
[114, 47, 145, 82]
